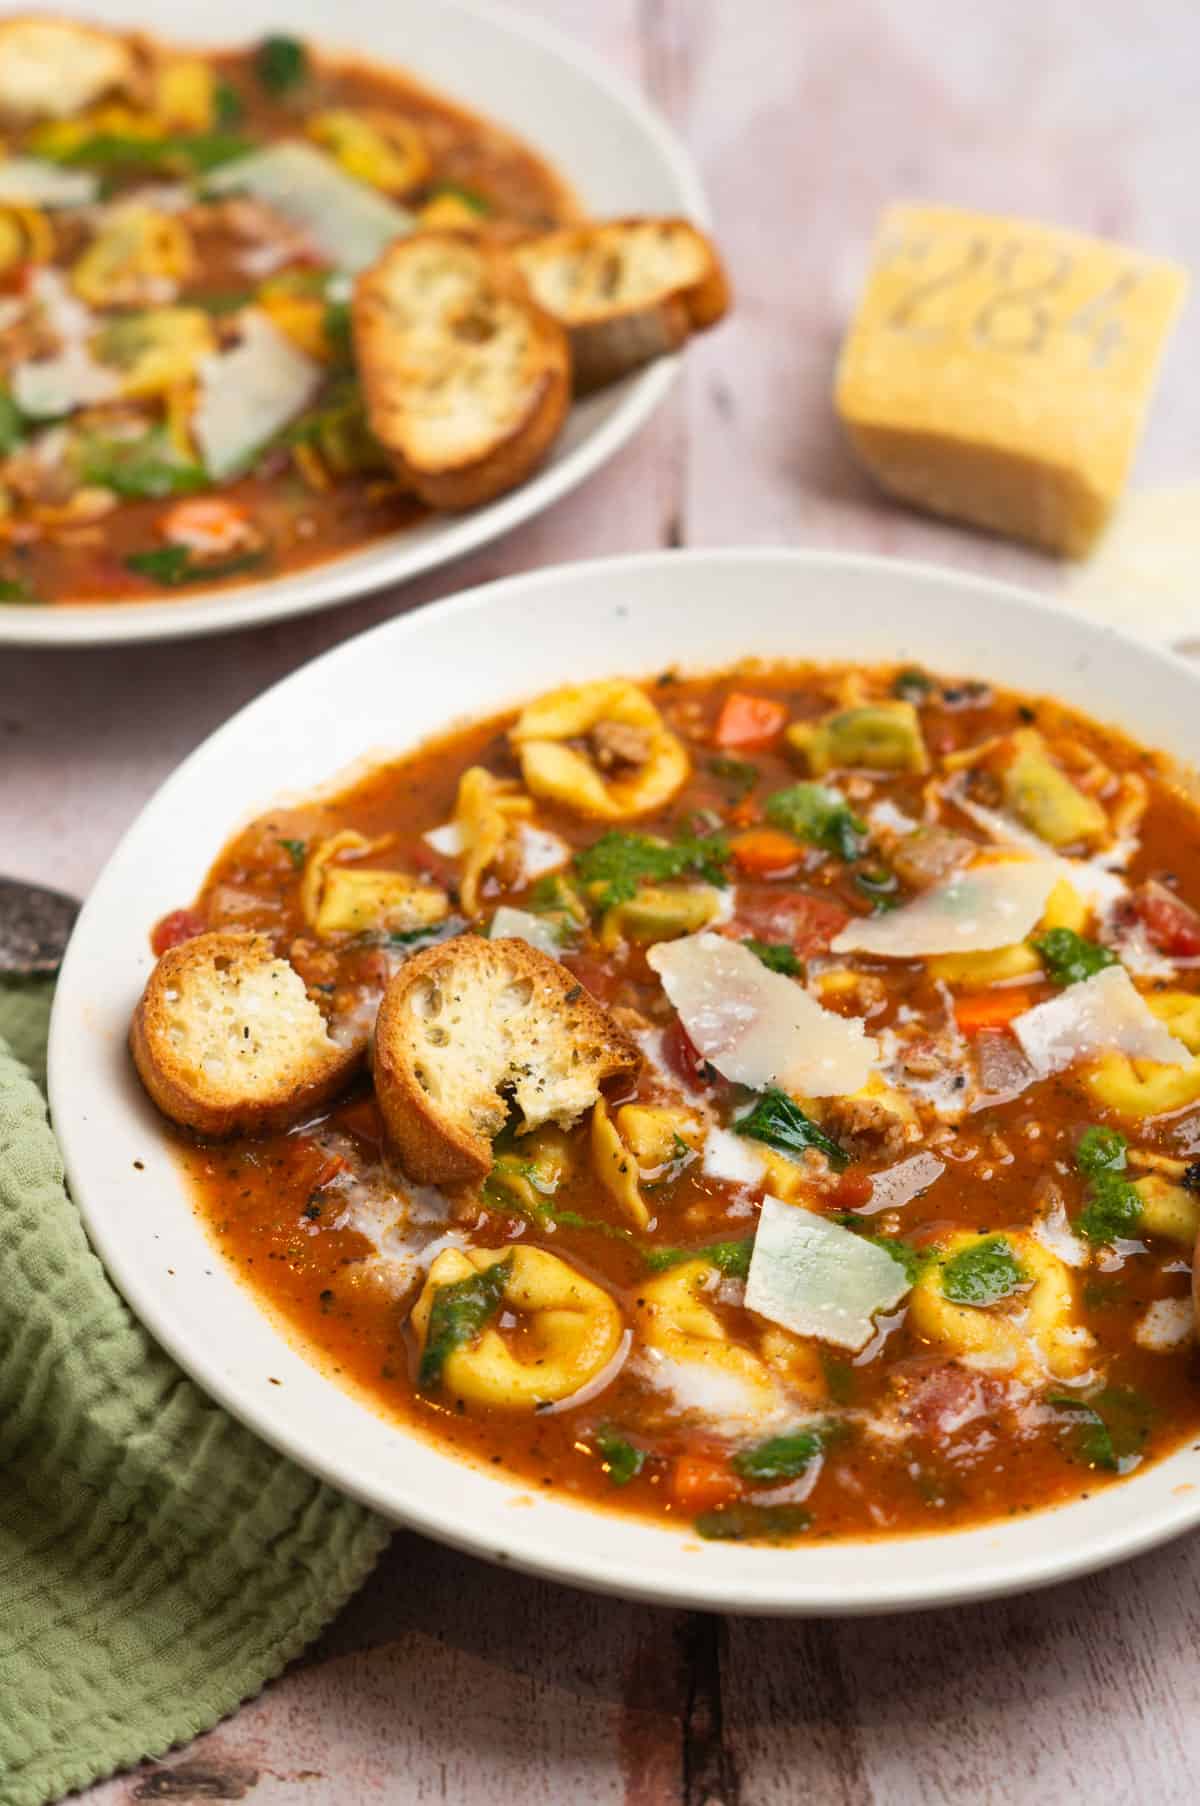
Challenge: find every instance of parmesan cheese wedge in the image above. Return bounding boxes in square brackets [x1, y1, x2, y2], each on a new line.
[647, 932, 878, 1096]
[1012, 965, 1191, 1077]
[836, 203, 1189, 557]
[192, 311, 320, 480]
[206, 142, 412, 273]
[831, 859, 1057, 958]
[745, 1197, 911, 1351]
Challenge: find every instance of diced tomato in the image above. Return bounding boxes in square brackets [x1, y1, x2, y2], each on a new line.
[831, 1167, 874, 1210]
[1132, 880, 1200, 957]
[953, 988, 1041, 1035]
[713, 692, 789, 749]
[669, 1454, 743, 1514]
[150, 906, 206, 956]
[730, 884, 849, 957]
[661, 1014, 708, 1087]
[730, 827, 802, 877]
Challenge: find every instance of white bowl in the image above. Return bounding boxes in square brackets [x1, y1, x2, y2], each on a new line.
[49, 548, 1200, 1612]
[0, 0, 705, 647]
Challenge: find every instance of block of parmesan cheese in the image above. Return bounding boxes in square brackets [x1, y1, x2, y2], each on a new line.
[835, 203, 1188, 557]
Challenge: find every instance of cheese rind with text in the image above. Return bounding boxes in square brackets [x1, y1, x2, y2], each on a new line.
[835, 203, 1189, 556]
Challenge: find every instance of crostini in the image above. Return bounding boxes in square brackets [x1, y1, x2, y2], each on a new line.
[373, 933, 640, 1185]
[352, 232, 571, 510]
[130, 930, 359, 1137]
[512, 218, 730, 392]
[0, 16, 134, 119]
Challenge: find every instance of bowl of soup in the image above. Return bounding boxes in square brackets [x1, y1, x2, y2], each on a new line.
[50, 548, 1200, 1611]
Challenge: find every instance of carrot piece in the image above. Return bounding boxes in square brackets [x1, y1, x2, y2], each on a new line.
[731, 827, 802, 876]
[670, 1454, 743, 1514]
[953, 988, 1040, 1034]
[714, 692, 788, 748]
[162, 496, 255, 557]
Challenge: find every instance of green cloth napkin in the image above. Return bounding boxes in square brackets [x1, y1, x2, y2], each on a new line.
[0, 979, 391, 1806]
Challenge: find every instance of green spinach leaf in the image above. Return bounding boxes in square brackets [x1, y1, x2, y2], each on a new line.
[573, 828, 729, 909]
[734, 1086, 849, 1171]
[764, 782, 867, 862]
[418, 1256, 511, 1390]
[1032, 926, 1118, 987]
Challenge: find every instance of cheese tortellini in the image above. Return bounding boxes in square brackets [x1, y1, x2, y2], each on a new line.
[638, 1260, 778, 1413]
[451, 765, 534, 918]
[307, 108, 432, 196]
[1082, 989, 1200, 1119]
[92, 305, 214, 400]
[510, 680, 689, 820]
[411, 1246, 624, 1408]
[929, 876, 1088, 987]
[591, 1100, 701, 1228]
[73, 205, 195, 307]
[638, 1260, 826, 1416]
[909, 1230, 1093, 1381]
[300, 830, 449, 938]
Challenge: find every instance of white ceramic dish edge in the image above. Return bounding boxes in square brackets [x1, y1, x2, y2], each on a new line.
[49, 548, 1200, 1613]
[0, 0, 707, 647]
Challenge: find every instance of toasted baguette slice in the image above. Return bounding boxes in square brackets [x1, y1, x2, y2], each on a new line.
[353, 233, 571, 510]
[131, 931, 358, 1137]
[0, 17, 133, 119]
[512, 219, 730, 392]
[374, 935, 640, 1185]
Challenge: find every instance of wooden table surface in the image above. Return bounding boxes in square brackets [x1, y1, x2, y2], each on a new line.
[8, 1, 1200, 1799]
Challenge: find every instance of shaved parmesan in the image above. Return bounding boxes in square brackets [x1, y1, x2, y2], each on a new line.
[488, 906, 562, 958]
[206, 142, 412, 273]
[746, 1196, 911, 1351]
[1013, 965, 1191, 1077]
[12, 339, 117, 415]
[945, 784, 1126, 908]
[832, 860, 1057, 958]
[423, 822, 464, 857]
[193, 312, 320, 480]
[648, 932, 878, 1096]
[516, 824, 569, 883]
[11, 266, 117, 416]
[1135, 1297, 1193, 1352]
[702, 1127, 766, 1187]
[0, 157, 95, 207]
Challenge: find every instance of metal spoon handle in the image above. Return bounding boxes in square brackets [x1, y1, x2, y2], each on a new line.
[0, 876, 80, 977]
